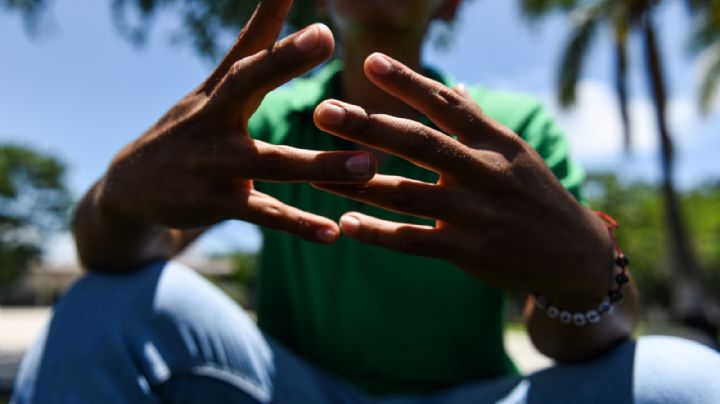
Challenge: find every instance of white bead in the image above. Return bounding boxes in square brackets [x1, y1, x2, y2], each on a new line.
[586, 310, 601, 323]
[573, 313, 587, 326]
[559, 311, 572, 324]
[547, 306, 559, 319]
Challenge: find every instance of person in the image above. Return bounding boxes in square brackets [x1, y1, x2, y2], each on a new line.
[12, 0, 720, 402]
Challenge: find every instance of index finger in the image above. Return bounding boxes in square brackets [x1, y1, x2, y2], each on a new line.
[313, 100, 475, 176]
[363, 53, 513, 144]
[204, 0, 293, 90]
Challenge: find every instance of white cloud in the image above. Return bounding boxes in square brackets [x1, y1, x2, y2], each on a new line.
[545, 80, 700, 162]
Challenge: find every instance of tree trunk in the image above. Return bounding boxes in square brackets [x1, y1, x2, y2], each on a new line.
[614, 36, 631, 152]
[642, 11, 719, 345]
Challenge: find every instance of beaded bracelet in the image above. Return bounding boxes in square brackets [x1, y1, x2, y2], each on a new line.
[532, 211, 630, 327]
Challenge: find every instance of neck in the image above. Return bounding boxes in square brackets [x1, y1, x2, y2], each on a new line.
[337, 29, 425, 120]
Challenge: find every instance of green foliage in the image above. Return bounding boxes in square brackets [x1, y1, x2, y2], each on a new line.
[586, 174, 720, 310]
[0, 144, 71, 285]
[110, 0, 321, 60]
[228, 251, 257, 287]
[213, 251, 258, 308]
[683, 184, 720, 294]
[6, 0, 475, 62]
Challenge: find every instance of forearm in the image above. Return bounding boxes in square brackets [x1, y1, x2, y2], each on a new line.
[73, 178, 206, 272]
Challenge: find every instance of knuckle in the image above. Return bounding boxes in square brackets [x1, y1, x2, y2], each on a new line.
[293, 217, 312, 237]
[256, 203, 285, 230]
[226, 59, 252, 89]
[431, 85, 469, 115]
[255, 147, 285, 178]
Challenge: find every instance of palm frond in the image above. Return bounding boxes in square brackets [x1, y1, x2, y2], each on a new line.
[700, 45, 720, 114]
[556, 9, 599, 106]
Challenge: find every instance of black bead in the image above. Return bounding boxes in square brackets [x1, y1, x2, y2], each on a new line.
[615, 255, 629, 268]
[609, 291, 623, 302]
[615, 273, 630, 285]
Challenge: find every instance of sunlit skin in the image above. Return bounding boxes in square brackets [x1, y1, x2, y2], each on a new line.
[73, 0, 638, 364]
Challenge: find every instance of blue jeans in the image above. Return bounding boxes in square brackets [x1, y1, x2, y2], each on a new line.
[12, 261, 720, 403]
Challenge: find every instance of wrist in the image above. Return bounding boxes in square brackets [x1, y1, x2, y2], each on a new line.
[545, 207, 616, 308]
[533, 210, 631, 326]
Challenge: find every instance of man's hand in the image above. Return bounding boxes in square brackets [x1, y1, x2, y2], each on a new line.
[312, 53, 637, 360]
[313, 52, 613, 297]
[100, 0, 378, 240]
[75, 0, 378, 270]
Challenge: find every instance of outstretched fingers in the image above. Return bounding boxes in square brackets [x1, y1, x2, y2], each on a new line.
[338, 212, 455, 259]
[314, 100, 475, 176]
[216, 140, 378, 183]
[312, 175, 472, 223]
[363, 53, 514, 145]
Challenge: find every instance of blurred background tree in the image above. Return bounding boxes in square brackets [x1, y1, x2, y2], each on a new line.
[2, 0, 318, 60]
[0, 144, 71, 286]
[108, 0, 319, 60]
[521, 0, 720, 343]
[2, 0, 468, 61]
[586, 174, 720, 326]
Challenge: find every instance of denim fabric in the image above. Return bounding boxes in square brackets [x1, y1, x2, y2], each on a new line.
[12, 261, 720, 403]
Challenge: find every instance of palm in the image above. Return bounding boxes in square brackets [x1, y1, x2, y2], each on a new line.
[520, 0, 720, 344]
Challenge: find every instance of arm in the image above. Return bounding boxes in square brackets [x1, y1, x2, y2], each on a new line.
[512, 100, 639, 360]
[73, 179, 207, 271]
[311, 53, 638, 361]
[75, 0, 377, 272]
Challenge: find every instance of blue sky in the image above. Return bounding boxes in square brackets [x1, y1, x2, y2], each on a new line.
[2, 0, 719, 263]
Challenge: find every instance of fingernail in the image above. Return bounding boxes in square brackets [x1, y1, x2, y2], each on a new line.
[340, 215, 360, 234]
[368, 53, 392, 75]
[295, 25, 320, 52]
[316, 227, 338, 243]
[346, 154, 370, 174]
[317, 103, 345, 125]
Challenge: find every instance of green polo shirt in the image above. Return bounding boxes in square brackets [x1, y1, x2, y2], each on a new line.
[248, 61, 584, 395]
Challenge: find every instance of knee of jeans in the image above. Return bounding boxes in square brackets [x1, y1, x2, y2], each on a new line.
[634, 335, 720, 402]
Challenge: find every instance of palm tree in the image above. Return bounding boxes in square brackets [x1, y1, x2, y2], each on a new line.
[520, 0, 719, 344]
